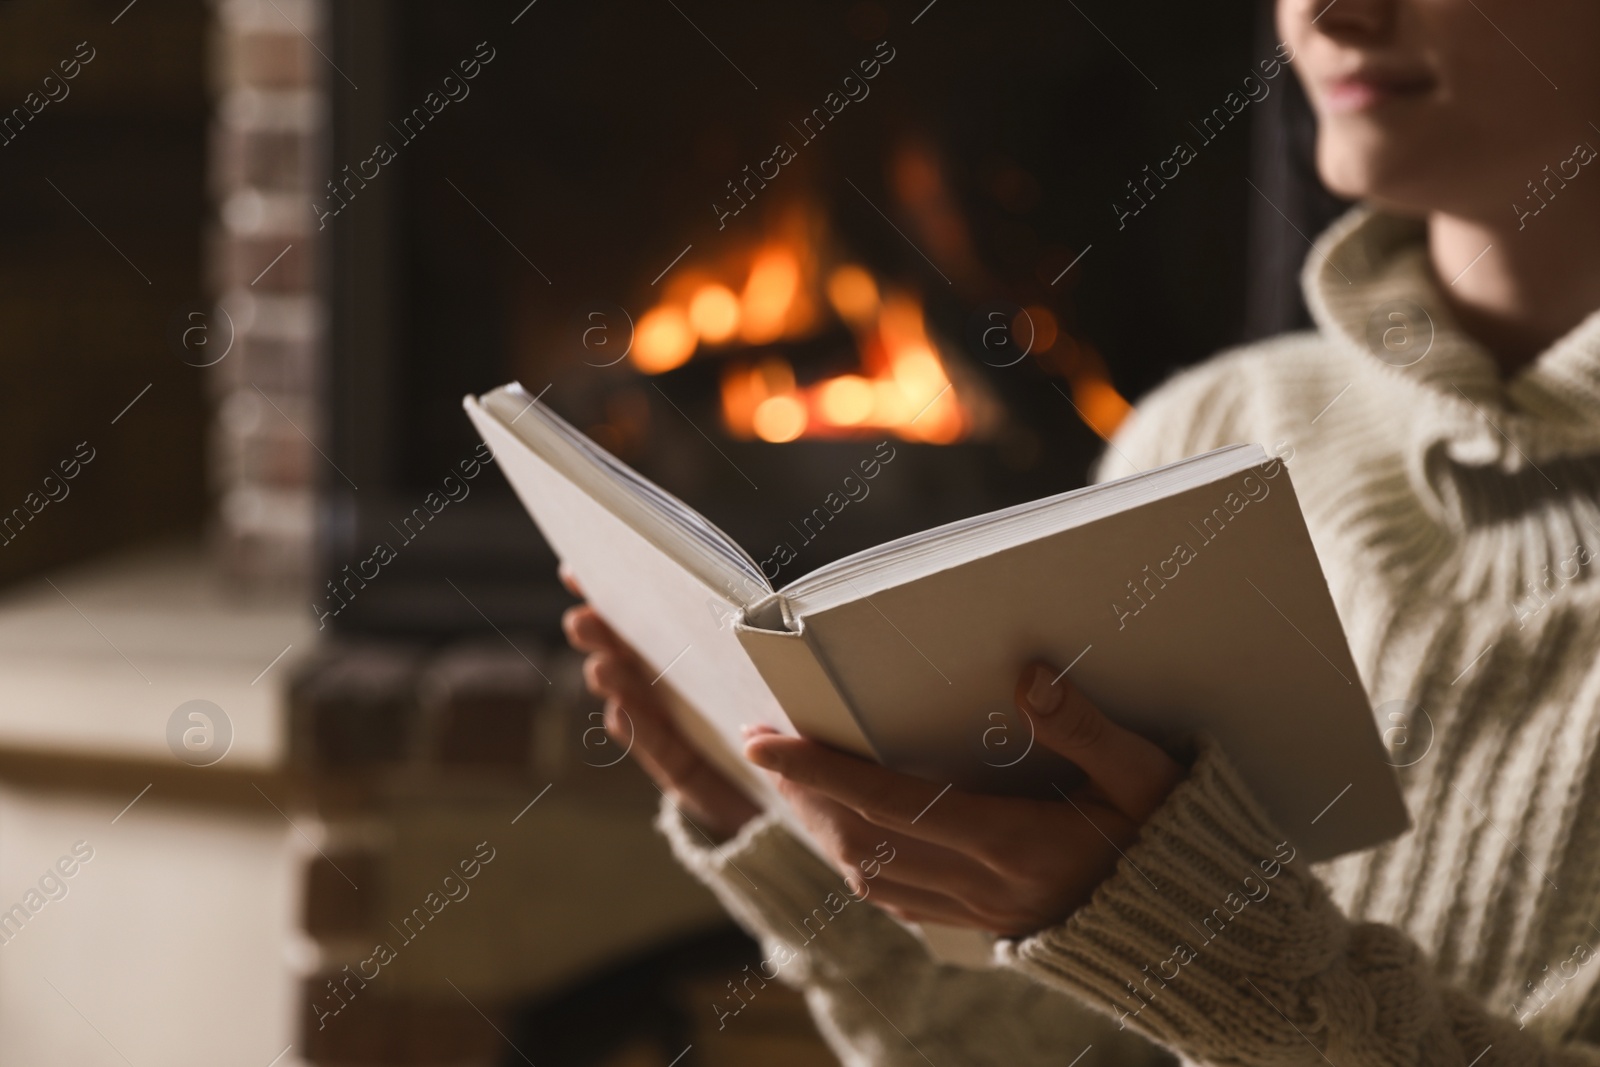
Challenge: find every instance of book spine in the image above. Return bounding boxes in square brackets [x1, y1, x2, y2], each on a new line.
[733, 618, 879, 760]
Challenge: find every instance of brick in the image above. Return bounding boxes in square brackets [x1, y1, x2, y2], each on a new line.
[206, 1, 326, 598]
[208, 333, 320, 400]
[210, 420, 314, 490]
[300, 976, 506, 1064]
[217, 290, 321, 344]
[230, 30, 315, 90]
[252, 235, 311, 290]
[288, 645, 421, 770]
[221, 188, 317, 238]
[212, 525, 313, 592]
[302, 850, 383, 939]
[220, 235, 312, 292]
[212, 122, 314, 194]
[418, 643, 548, 772]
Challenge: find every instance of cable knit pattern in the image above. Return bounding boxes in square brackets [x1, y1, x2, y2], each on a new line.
[1000, 738, 1600, 1066]
[657, 206, 1600, 1066]
[655, 804, 1171, 1067]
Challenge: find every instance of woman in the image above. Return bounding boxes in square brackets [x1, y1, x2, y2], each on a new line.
[566, 0, 1600, 1062]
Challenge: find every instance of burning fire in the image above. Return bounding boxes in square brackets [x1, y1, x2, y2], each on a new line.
[631, 232, 969, 443]
[720, 266, 965, 444]
[627, 202, 1130, 446]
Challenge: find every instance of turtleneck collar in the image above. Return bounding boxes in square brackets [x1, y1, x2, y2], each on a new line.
[1302, 206, 1600, 466]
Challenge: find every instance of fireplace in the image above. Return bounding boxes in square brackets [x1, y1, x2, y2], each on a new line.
[301, 0, 1339, 638]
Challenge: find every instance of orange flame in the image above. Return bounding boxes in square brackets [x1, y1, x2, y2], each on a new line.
[631, 219, 973, 443]
[625, 202, 1127, 445]
[716, 281, 966, 444]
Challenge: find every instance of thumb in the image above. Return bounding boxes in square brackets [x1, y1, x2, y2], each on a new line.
[1015, 661, 1183, 823]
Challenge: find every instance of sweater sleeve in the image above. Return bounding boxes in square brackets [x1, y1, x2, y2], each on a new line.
[998, 736, 1600, 1067]
[655, 798, 1174, 1067]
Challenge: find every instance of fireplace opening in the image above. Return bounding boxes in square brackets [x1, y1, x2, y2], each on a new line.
[319, 0, 1306, 638]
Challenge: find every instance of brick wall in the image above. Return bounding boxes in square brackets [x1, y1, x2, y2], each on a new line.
[205, 0, 326, 589]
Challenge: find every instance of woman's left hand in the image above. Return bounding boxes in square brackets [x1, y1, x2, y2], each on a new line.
[742, 662, 1185, 938]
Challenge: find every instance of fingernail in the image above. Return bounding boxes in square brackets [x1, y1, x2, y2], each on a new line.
[739, 724, 760, 739]
[1023, 665, 1064, 715]
[743, 742, 776, 769]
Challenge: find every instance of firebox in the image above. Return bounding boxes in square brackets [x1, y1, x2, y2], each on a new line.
[318, 0, 1342, 638]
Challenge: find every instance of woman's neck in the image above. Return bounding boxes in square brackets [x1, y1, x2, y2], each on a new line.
[1429, 187, 1600, 378]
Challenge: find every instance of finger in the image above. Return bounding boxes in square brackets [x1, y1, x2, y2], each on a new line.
[851, 876, 999, 931]
[565, 612, 678, 710]
[777, 780, 998, 928]
[563, 605, 628, 656]
[610, 698, 695, 786]
[745, 735, 1003, 851]
[557, 564, 584, 597]
[610, 698, 756, 833]
[775, 779, 1002, 905]
[1016, 662, 1184, 822]
[582, 651, 659, 709]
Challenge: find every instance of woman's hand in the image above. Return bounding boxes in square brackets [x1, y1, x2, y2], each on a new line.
[560, 570, 760, 843]
[743, 665, 1185, 937]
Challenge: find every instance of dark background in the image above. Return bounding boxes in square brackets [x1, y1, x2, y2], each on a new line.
[0, 0, 209, 587]
[0, 0, 1343, 620]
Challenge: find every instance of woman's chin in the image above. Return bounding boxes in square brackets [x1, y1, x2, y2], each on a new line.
[1316, 142, 1451, 219]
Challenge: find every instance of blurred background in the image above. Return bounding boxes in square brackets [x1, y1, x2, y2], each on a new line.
[0, 0, 1343, 1063]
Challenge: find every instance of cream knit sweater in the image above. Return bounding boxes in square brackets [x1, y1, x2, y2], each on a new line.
[656, 206, 1600, 1067]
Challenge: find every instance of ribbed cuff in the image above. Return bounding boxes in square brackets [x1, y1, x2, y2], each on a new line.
[997, 735, 1338, 1049]
[655, 798, 924, 985]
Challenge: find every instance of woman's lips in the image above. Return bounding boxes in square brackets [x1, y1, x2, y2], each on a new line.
[1322, 71, 1434, 113]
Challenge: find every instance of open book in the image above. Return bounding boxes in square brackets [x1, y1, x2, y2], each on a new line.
[465, 381, 1408, 896]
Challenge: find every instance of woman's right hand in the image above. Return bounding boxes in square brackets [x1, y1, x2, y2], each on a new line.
[560, 570, 760, 843]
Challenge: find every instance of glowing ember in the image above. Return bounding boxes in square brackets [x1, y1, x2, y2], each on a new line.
[877, 293, 925, 354]
[818, 375, 874, 425]
[739, 247, 801, 344]
[718, 266, 967, 443]
[890, 345, 944, 400]
[1073, 376, 1132, 439]
[631, 306, 695, 373]
[870, 379, 911, 425]
[752, 394, 808, 442]
[826, 265, 879, 326]
[1018, 304, 1057, 354]
[688, 284, 740, 344]
[718, 310, 966, 444]
[628, 214, 1000, 444]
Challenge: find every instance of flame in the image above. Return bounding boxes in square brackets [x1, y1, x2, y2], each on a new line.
[817, 375, 874, 425]
[632, 306, 696, 374]
[740, 247, 801, 344]
[1072, 375, 1132, 439]
[1028, 329, 1132, 441]
[826, 265, 879, 327]
[688, 284, 740, 344]
[627, 228, 1131, 446]
[718, 287, 966, 444]
[616, 140, 1131, 447]
[630, 211, 975, 444]
[752, 395, 807, 442]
